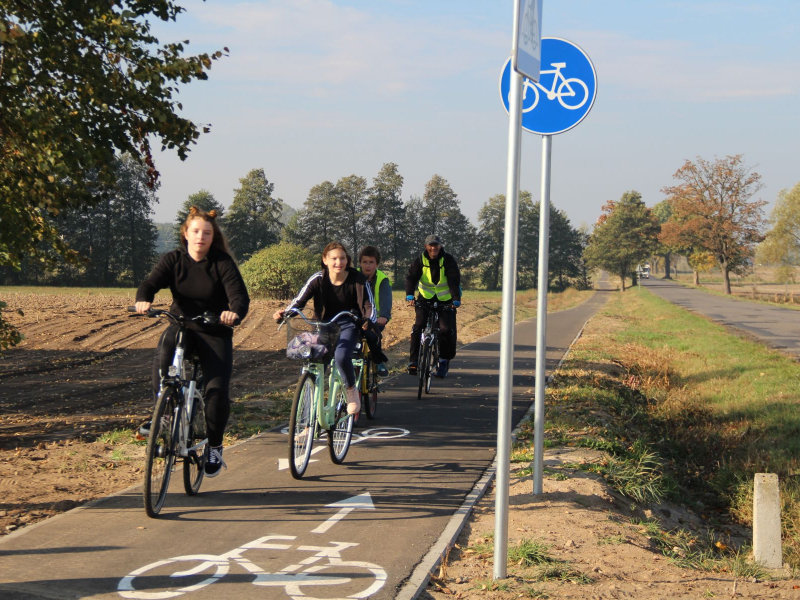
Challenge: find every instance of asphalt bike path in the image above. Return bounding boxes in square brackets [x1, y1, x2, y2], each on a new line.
[641, 278, 800, 358]
[0, 291, 610, 600]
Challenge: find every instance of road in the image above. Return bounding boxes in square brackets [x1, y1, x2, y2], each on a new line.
[641, 278, 800, 358]
[0, 290, 609, 600]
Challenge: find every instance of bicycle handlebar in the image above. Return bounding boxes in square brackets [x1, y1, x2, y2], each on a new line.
[127, 307, 240, 328]
[411, 299, 457, 310]
[278, 307, 359, 329]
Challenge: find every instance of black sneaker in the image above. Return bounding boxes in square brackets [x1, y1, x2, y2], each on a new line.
[407, 362, 418, 375]
[138, 420, 151, 437]
[434, 359, 449, 379]
[204, 445, 227, 478]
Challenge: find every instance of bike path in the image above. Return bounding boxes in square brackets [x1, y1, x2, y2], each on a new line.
[641, 278, 800, 358]
[0, 291, 610, 600]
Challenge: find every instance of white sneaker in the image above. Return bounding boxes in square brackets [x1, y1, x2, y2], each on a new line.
[345, 386, 361, 415]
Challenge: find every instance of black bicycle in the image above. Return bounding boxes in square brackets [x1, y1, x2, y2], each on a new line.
[128, 308, 235, 517]
[413, 300, 455, 400]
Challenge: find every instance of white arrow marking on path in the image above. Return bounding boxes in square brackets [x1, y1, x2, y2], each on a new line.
[311, 492, 375, 534]
[278, 458, 319, 471]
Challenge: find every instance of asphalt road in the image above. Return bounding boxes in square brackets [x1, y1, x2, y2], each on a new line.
[0, 290, 610, 600]
[641, 278, 800, 358]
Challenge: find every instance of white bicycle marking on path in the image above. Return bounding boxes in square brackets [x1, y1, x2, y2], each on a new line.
[118, 494, 387, 600]
[277, 427, 411, 471]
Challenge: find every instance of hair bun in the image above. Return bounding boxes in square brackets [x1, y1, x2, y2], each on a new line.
[207, 210, 217, 218]
[189, 206, 199, 215]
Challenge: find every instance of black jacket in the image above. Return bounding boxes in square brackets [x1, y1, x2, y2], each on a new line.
[136, 247, 250, 338]
[405, 248, 461, 300]
[286, 267, 375, 323]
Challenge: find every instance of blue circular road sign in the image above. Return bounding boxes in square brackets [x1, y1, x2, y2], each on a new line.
[500, 37, 597, 135]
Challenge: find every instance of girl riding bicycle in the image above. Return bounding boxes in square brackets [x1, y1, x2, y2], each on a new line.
[273, 242, 376, 417]
[135, 206, 250, 478]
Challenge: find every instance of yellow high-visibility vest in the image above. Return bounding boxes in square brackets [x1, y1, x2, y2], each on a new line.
[418, 254, 451, 300]
[358, 268, 391, 313]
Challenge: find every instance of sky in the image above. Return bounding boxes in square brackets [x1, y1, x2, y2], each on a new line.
[148, 0, 800, 230]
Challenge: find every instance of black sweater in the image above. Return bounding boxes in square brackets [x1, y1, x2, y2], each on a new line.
[136, 247, 250, 338]
[286, 267, 375, 323]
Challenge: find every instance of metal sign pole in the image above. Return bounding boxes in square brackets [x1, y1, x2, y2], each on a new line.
[493, 7, 525, 582]
[532, 134, 551, 495]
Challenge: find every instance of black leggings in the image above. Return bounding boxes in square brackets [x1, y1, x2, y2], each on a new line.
[153, 325, 233, 447]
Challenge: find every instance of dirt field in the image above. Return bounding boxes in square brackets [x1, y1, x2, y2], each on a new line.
[0, 288, 589, 536]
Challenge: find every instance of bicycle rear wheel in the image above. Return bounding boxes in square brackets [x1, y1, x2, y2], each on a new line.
[183, 392, 206, 496]
[289, 372, 317, 479]
[417, 340, 430, 400]
[364, 356, 378, 419]
[328, 380, 354, 464]
[144, 387, 179, 517]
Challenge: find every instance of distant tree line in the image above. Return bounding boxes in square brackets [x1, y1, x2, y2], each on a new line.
[1, 160, 590, 293]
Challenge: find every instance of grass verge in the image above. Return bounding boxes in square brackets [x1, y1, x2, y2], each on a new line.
[517, 286, 800, 570]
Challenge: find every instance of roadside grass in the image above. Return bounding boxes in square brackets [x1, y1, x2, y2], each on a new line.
[517, 286, 800, 570]
[225, 388, 294, 441]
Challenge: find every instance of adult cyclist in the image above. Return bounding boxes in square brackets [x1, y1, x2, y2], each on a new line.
[135, 206, 249, 478]
[404, 234, 461, 379]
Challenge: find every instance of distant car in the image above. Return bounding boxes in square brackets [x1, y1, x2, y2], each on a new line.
[642, 268, 650, 279]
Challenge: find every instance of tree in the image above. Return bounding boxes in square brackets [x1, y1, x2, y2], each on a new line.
[420, 174, 458, 235]
[1, 0, 224, 347]
[652, 200, 676, 279]
[240, 242, 318, 300]
[476, 194, 506, 290]
[225, 169, 282, 261]
[661, 155, 766, 294]
[757, 181, 800, 286]
[335, 175, 369, 258]
[174, 190, 225, 242]
[282, 181, 339, 254]
[584, 191, 661, 291]
[369, 163, 406, 284]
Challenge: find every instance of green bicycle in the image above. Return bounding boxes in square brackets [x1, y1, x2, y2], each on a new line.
[282, 309, 358, 479]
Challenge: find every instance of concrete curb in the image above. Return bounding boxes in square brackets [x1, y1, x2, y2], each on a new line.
[395, 301, 598, 599]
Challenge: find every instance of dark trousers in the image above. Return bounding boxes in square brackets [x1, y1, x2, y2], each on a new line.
[153, 325, 233, 447]
[363, 322, 388, 364]
[410, 300, 457, 363]
[334, 321, 359, 388]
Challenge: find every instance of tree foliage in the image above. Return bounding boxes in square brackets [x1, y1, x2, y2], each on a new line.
[225, 168, 282, 261]
[757, 181, 800, 282]
[583, 191, 660, 291]
[660, 155, 766, 294]
[282, 181, 339, 254]
[368, 162, 406, 284]
[174, 190, 225, 242]
[239, 242, 317, 300]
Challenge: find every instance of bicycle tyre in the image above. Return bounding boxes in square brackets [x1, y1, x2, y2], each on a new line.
[144, 387, 179, 517]
[417, 340, 430, 400]
[557, 77, 589, 110]
[327, 379, 353, 464]
[289, 372, 317, 479]
[364, 356, 378, 419]
[183, 392, 206, 496]
[426, 336, 438, 394]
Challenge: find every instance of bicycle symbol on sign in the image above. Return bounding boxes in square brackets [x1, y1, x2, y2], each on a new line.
[519, 61, 589, 112]
[118, 535, 387, 599]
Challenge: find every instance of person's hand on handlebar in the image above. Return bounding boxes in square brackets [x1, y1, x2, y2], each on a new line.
[406, 295, 415, 307]
[273, 309, 285, 322]
[135, 301, 151, 314]
[219, 311, 239, 326]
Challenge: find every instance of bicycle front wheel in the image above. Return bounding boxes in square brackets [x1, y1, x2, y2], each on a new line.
[144, 387, 179, 517]
[364, 357, 378, 419]
[289, 372, 317, 479]
[183, 393, 206, 496]
[327, 380, 354, 464]
[417, 340, 430, 400]
[426, 337, 438, 394]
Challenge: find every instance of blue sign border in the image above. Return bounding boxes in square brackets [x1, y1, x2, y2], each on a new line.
[500, 37, 598, 136]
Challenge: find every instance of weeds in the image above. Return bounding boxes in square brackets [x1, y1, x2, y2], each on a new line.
[508, 538, 553, 567]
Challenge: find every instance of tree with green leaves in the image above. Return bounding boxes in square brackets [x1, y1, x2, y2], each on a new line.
[757, 181, 800, 285]
[1, 0, 224, 346]
[239, 242, 318, 300]
[661, 155, 765, 294]
[420, 174, 457, 235]
[225, 168, 282, 261]
[584, 191, 661, 291]
[476, 194, 506, 290]
[282, 181, 340, 254]
[174, 190, 225, 242]
[335, 174, 369, 258]
[368, 162, 406, 284]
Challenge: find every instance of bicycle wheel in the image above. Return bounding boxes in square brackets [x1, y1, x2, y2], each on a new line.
[183, 392, 206, 496]
[425, 337, 439, 394]
[289, 372, 317, 479]
[557, 77, 589, 110]
[364, 356, 378, 419]
[417, 340, 430, 400]
[144, 387, 179, 517]
[327, 379, 353, 464]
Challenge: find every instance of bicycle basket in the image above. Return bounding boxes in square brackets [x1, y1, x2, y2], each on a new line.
[285, 318, 340, 361]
